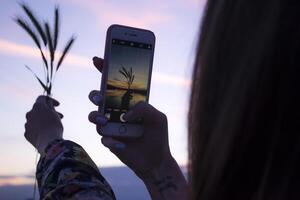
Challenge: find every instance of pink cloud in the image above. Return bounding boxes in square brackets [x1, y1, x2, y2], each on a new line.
[60, 0, 172, 29]
[0, 38, 90, 67]
[0, 176, 34, 186]
[0, 38, 40, 59]
[0, 38, 191, 87]
[0, 82, 36, 103]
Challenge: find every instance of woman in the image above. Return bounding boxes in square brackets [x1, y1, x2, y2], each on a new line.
[25, 77, 187, 200]
[25, 0, 300, 199]
[25, 56, 187, 199]
[188, 0, 300, 199]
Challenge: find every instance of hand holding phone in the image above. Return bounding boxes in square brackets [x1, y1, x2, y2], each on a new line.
[89, 58, 188, 199]
[99, 24, 155, 138]
[89, 87, 172, 179]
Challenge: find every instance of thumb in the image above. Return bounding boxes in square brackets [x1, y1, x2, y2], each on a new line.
[36, 95, 60, 110]
[46, 96, 60, 109]
[123, 101, 153, 122]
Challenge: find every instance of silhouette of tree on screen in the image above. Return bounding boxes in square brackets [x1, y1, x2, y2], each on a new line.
[119, 67, 134, 109]
[119, 67, 135, 90]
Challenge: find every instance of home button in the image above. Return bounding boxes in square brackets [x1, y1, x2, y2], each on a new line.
[119, 125, 127, 134]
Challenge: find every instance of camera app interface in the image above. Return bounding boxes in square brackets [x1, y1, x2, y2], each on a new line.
[104, 38, 153, 123]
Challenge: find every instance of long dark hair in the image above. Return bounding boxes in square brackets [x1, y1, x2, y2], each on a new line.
[188, 0, 300, 199]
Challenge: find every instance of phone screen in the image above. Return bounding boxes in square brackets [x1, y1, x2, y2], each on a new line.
[104, 38, 153, 123]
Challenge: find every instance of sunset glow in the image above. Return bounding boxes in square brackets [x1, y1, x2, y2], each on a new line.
[0, 0, 204, 190]
[0, 177, 34, 187]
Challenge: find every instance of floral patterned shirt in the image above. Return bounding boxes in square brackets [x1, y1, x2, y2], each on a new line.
[36, 139, 116, 200]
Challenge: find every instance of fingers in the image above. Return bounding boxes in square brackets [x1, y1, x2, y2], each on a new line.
[35, 95, 59, 106]
[31, 96, 63, 120]
[35, 95, 47, 104]
[47, 96, 60, 107]
[35, 95, 60, 112]
[46, 97, 60, 110]
[32, 102, 44, 112]
[101, 137, 126, 151]
[57, 112, 64, 119]
[25, 112, 31, 120]
[88, 111, 108, 126]
[123, 101, 155, 122]
[24, 130, 31, 144]
[24, 122, 35, 146]
[89, 90, 103, 106]
[93, 56, 104, 73]
[101, 137, 127, 163]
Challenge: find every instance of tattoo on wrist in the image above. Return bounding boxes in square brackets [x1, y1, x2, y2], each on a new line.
[153, 175, 178, 198]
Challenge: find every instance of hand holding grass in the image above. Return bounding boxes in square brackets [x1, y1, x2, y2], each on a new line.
[25, 96, 63, 155]
[16, 3, 74, 154]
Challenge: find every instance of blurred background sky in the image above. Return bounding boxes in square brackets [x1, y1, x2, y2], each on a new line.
[0, 0, 205, 188]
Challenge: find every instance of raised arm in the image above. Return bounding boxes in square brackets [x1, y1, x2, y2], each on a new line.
[141, 155, 187, 200]
[89, 57, 188, 200]
[24, 96, 115, 200]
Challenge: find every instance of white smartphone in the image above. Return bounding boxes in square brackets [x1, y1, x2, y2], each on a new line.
[98, 24, 155, 138]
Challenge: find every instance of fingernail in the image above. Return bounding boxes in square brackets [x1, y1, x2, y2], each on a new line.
[92, 95, 101, 104]
[123, 110, 133, 120]
[96, 116, 107, 124]
[114, 143, 125, 150]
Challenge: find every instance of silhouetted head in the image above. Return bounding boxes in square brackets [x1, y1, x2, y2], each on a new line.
[188, 0, 300, 199]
